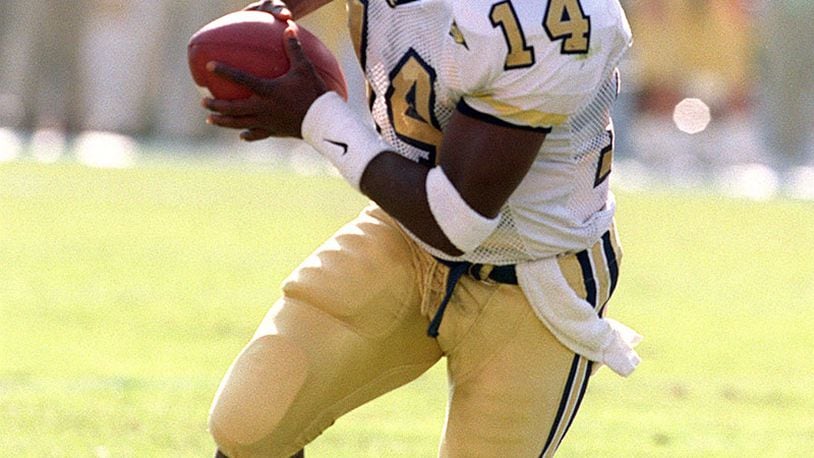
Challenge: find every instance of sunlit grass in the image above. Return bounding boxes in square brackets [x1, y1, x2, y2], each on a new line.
[1, 159, 812, 456]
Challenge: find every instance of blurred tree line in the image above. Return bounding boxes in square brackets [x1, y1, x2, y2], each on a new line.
[0, 0, 811, 168]
[0, 0, 347, 140]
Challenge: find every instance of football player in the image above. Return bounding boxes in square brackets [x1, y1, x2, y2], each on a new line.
[203, 0, 641, 456]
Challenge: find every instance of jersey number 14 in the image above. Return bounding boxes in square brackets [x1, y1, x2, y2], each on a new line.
[491, 0, 591, 70]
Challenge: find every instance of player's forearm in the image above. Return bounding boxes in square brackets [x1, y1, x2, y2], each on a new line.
[298, 92, 455, 254]
[301, 92, 498, 257]
[360, 153, 463, 256]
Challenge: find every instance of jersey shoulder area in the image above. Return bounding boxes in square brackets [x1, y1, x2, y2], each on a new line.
[447, 0, 632, 130]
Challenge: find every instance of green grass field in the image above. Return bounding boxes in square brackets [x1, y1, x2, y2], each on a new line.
[2, 158, 813, 457]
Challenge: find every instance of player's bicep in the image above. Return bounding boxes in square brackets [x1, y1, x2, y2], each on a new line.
[439, 101, 547, 219]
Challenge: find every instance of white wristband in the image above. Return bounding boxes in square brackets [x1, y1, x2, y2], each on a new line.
[301, 91, 391, 190]
[426, 166, 500, 253]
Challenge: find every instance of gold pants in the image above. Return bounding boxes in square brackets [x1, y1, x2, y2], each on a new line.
[209, 205, 621, 457]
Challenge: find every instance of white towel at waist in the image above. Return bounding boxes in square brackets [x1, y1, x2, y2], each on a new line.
[516, 256, 642, 377]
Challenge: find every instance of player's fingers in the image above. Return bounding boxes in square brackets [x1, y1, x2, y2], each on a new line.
[240, 128, 274, 142]
[202, 97, 262, 117]
[267, 4, 292, 21]
[206, 113, 257, 130]
[245, 0, 292, 21]
[207, 61, 268, 94]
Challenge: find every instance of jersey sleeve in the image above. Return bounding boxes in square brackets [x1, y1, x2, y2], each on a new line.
[446, 0, 632, 131]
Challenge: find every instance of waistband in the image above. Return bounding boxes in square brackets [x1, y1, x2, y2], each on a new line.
[433, 258, 518, 285]
[427, 258, 518, 338]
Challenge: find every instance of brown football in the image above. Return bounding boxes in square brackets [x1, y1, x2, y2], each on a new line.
[188, 11, 348, 100]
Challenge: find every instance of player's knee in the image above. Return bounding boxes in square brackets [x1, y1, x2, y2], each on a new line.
[208, 334, 309, 453]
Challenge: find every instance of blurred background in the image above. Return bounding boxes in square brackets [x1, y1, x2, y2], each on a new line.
[0, 0, 812, 200]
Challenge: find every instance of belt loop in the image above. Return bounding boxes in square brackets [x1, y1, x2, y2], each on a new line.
[427, 262, 468, 338]
[468, 263, 482, 281]
[477, 264, 496, 283]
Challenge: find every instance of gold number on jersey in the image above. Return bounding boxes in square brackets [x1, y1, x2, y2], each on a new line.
[386, 49, 443, 162]
[347, 0, 367, 66]
[594, 130, 613, 187]
[543, 0, 591, 54]
[490, 1, 535, 69]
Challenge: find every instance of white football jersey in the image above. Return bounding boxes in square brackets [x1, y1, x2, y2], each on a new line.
[346, 0, 633, 264]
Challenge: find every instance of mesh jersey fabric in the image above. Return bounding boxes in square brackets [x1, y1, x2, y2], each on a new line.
[348, 0, 633, 264]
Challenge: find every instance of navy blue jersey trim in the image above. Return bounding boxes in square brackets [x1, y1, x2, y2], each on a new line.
[456, 99, 553, 134]
[360, 0, 370, 71]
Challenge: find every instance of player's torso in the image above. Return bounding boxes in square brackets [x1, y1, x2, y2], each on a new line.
[346, 0, 632, 262]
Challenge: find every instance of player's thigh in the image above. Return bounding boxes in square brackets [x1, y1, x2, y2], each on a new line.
[209, 206, 442, 457]
[279, 205, 429, 339]
[441, 294, 591, 458]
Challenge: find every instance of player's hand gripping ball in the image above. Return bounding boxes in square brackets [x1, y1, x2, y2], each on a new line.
[188, 11, 348, 100]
